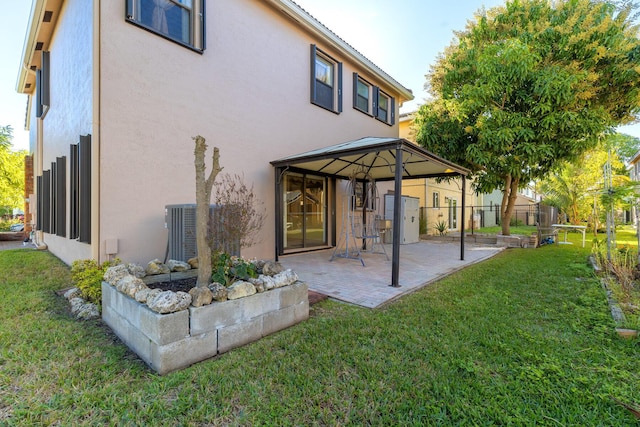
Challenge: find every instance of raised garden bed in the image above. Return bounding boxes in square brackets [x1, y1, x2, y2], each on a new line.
[102, 278, 308, 374]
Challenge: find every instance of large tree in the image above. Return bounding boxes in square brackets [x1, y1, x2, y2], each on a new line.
[0, 125, 26, 215]
[415, 0, 640, 235]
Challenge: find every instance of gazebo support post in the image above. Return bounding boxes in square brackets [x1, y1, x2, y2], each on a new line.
[391, 146, 403, 287]
[460, 174, 466, 261]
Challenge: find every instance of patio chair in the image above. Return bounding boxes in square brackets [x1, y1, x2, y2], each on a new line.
[536, 222, 558, 247]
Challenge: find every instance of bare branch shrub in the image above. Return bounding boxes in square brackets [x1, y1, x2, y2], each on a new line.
[210, 173, 266, 254]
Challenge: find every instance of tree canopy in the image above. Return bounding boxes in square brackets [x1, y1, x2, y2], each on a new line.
[0, 125, 26, 215]
[414, 0, 640, 234]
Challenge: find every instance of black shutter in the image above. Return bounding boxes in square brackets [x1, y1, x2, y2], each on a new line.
[373, 86, 380, 119]
[390, 97, 396, 125]
[36, 69, 43, 118]
[41, 51, 50, 110]
[36, 175, 42, 230]
[310, 44, 317, 106]
[51, 162, 57, 235]
[70, 144, 79, 239]
[337, 62, 343, 113]
[78, 135, 91, 244]
[352, 73, 358, 109]
[126, 0, 134, 19]
[56, 156, 66, 237]
[42, 170, 50, 233]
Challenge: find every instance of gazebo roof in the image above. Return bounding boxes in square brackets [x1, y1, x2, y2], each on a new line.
[270, 137, 469, 181]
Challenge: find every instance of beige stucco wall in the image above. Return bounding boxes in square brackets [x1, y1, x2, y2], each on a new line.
[96, 0, 403, 264]
[32, 0, 93, 264]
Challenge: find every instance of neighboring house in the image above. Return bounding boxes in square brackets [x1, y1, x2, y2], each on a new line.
[16, 0, 417, 266]
[399, 111, 544, 231]
[398, 112, 480, 233]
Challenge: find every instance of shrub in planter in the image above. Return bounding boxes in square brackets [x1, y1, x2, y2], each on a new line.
[211, 251, 257, 286]
[71, 258, 120, 304]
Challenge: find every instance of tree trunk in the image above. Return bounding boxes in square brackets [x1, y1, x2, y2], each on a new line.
[193, 136, 222, 288]
[500, 175, 519, 235]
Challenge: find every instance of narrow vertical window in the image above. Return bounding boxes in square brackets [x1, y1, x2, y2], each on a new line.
[375, 88, 395, 125]
[353, 73, 371, 114]
[433, 192, 440, 208]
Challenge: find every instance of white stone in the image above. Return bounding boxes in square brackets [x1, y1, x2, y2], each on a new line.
[104, 264, 131, 285]
[147, 291, 192, 314]
[227, 281, 257, 300]
[116, 275, 148, 298]
[64, 287, 82, 300]
[146, 259, 170, 275]
[167, 259, 191, 272]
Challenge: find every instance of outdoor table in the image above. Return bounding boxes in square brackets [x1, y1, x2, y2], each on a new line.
[551, 224, 586, 248]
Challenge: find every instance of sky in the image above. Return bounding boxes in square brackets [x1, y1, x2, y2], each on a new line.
[1, 0, 639, 153]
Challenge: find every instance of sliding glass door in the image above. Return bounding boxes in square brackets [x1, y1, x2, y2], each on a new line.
[283, 172, 327, 250]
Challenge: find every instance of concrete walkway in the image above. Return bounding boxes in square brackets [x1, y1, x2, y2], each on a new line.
[280, 241, 504, 308]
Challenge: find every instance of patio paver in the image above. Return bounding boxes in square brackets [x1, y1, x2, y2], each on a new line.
[280, 240, 504, 308]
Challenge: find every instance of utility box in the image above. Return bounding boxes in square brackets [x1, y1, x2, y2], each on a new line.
[384, 195, 420, 244]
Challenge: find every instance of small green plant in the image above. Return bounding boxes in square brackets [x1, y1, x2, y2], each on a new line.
[434, 220, 448, 236]
[70, 258, 120, 305]
[211, 252, 257, 286]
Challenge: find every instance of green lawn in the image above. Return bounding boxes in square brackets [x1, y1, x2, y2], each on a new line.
[0, 245, 638, 425]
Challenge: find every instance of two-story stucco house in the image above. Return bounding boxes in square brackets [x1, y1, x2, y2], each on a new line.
[18, 0, 469, 284]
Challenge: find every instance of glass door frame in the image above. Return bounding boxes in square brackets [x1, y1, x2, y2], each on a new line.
[274, 168, 334, 257]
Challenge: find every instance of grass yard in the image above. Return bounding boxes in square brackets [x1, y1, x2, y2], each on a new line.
[0, 243, 638, 425]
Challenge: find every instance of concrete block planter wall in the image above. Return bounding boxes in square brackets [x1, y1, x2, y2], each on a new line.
[102, 281, 309, 374]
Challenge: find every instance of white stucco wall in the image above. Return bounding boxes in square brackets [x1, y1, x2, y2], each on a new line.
[97, 0, 403, 264]
[37, 0, 93, 264]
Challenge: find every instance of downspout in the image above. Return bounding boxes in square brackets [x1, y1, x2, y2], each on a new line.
[91, 0, 101, 261]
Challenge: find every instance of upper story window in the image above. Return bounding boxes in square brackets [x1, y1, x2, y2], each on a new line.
[353, 73, 371, 114]
[126, 0, 205, 52]
[310, 45, 342, 113]
[374, 88, 395, 125]
[353, 73, 395, 125]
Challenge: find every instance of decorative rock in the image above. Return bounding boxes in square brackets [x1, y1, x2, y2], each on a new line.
[208, 282, 228, 302]
[262, 261, 284, 276]
[249, 277, 265, 293]
[104, 264, 131, 285]
[134, 287, 161, 303]
[145, 259, 171, 275]
[147, 291, 192, 314]
[189, 287, 213, 307]
[227, 281, 257, 300]
[63, 287, 82, 300]
[126, 263, 146, 278]
[187, 257, 199, 269]
[116, 275, 148, 298]
[167, 259, 191, 272]
[69, 297, 100, 320]
[259, 269, 298, 290]
[253, 260, 266, 274]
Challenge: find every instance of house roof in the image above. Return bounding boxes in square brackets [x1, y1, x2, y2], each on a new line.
[16, 0, 63, 94]
[270, 137, 469, 181]
[263, 0, 414, 102]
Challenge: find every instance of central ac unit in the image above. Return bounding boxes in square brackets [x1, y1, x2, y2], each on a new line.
[165, 204, 240, 262]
